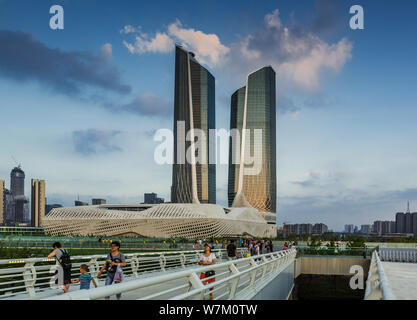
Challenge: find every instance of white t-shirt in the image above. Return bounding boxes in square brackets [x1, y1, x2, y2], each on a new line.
[200, 253, 216, 263]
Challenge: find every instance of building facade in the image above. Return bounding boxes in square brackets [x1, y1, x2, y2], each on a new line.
[360, 224, 373, 234]
[92, 199, 107, 205]
[344, 224, 355, 234]
[11, 166, 28, 223]
[75, 200, 88, 206]
[171, 45, 216, 205]
[143, 193, 164, 204]
[283, 223, 322, 236]
[312, 223, 328, 235]
[31, 179, 45, 227]
[228, 66, 277, 213]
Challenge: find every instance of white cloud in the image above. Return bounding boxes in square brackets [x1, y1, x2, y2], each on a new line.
[120, 25, 141, 34]
[228, 9, 353, 93]
[123, 32, 174, 54]
[121, 19, 229, 66]
[121, 9, 352, 92]
[100, 43, 113, 59]
[167, 20, 230, 66]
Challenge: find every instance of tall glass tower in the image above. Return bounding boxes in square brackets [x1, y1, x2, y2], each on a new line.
[228, 66, 276, 213]
[171, 45, 216, 204]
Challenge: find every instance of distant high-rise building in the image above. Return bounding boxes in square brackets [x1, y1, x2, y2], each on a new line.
[0, 180, 4, 225]
[344, 224, 355, 233]
[171, 45, 216, 205]
[313, 223, 328, 235]
[373, 221, 396, 235]
[10, 166, 25, 197]
[396, 212, 406, 233]
[360, 224, 372, 234]
[228, 66, 276, 213]
[405, 212, 413, 233]
[3, 189, 14, 225]
[92, 199, 107, 205]
[10, 165, 29, 224]
[75, 200, 88, 206]
[143, 193, 164, 204]
[373, 221, 383, 235]
[284, 223, 314, 236]
[10, 166, 28, 224]
[412, 213, 417, 236]
[31, 179, 45, 227]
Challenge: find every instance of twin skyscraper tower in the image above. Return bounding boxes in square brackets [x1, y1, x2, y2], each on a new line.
[171, 45, 277, 215]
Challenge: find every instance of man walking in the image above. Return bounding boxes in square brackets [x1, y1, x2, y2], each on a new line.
[226, 240, 239, 260]
[48, 242, 72, 293]
[97, 241, 126, 300]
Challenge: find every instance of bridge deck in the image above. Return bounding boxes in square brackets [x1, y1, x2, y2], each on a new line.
[381, 262, 417, 300]
[9, 263, 237, 300]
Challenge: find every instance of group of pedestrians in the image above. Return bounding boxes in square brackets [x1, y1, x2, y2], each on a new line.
[47, 240, 126, 300]
[242, 239, 274, 256]
[46, 238, 272, 300]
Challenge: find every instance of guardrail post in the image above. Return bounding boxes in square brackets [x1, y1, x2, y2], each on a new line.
[130, 254, 140, 278]
[228, 263, 240, 299]
[188, 272, 205, 300]
[159, 254, 166, 272]
[23, 261, 37, 298]
[88, 258, 99, 278]
[249, 258, 257, 288]
[180, 253, 186, 268]
[261, 256, 268, 281]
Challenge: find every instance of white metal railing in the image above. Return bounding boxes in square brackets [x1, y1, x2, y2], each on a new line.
[364, 250, 396, 300]
[379, 248, 417, 263]
[0, 248, 248, 300]
[42, 249, 297, 300]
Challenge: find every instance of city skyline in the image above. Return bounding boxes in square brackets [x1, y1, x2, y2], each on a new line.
[1, 1, 417, 230]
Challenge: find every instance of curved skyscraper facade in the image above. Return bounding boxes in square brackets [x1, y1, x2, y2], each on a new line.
[228, 66, 276, 214]
[171, 45, 216, 204]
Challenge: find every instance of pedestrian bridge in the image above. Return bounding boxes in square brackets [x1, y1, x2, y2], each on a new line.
[364, 248, 417, 300]
[0, 248, 296, 300]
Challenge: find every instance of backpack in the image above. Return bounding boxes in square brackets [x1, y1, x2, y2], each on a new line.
[57, 249, 72, 269]
[227, 244, 236, 257]
[106, 253, 123, 273]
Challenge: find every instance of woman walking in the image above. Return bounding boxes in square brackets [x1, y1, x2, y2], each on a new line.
[198, 243, 217, 300]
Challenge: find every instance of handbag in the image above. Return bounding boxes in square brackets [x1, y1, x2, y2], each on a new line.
[205, 270, 215, 277]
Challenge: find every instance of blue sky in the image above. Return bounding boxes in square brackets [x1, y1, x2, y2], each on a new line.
[1, 0, 417, 231]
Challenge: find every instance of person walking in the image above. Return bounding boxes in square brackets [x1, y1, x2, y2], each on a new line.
[71, 264, 98, 290]
[97, 241, 126, 300]
[47, 242, 72, 293]
[226, 240, 239, 260]
[363, 245, 367, 259]
[198, 243, 216, 300]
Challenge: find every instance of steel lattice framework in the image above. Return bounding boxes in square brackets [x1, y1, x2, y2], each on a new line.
[42, 203, 277, 238]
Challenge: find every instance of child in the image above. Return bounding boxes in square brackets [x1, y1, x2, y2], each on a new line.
[71, 264, 98, 290]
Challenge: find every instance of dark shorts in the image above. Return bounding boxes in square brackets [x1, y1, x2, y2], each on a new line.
[63, 267, 71, 285]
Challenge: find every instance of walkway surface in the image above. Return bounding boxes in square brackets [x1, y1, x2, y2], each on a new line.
[9, 263, 236, 300]
[381, 262, 417, 300]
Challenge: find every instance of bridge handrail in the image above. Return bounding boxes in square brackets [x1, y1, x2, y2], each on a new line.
[364, 249, 396, 300]
[0, 248, 248, 299]
[43, 249, 297, 300]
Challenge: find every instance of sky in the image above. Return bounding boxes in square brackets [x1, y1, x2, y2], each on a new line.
[1, 0, 417, 231]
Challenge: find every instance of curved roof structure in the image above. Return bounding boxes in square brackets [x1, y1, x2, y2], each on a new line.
[42, 203, 277, 238]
